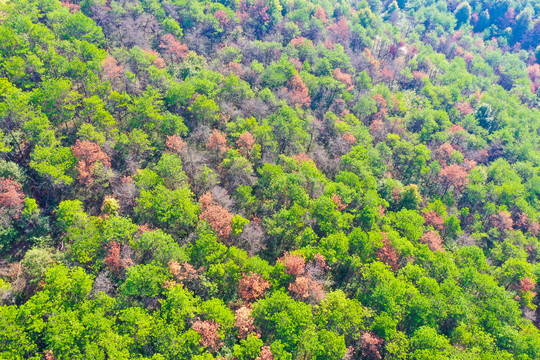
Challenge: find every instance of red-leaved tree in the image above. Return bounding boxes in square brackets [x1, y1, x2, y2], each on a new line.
[71, 140, 111, 185]
[490, 210, 513, 233]
[516, 212, 540, 236]
[293, 153, 312, 164]
[360, 331, 383, 360]
[423, 210, 444, 231]
[439, 164, 469, 194]
[436, 143, 455, 164]
[192, 320, 221, 351]
[327, 18, 350, 44]
[314, 6, 328, 23]
[199, 192, 234, 240]
[101, 56, 124, 80]
[0, 177, 25, 222]
[143, 49, 166, 69]
[331, 193, 348, 211]
[420, 231, 444, 252]
[519, 277, 536, 293]
[287, 73, 311, 108]
[235, 306, 258, 339]
[288, 275, 325, 303]
[257, 346, 274, 360]
[455, 101, 474, 116]
[207, 129, 229, 153]
[104, 241, 133, 274]
[214, 10, 230, 27]
[333, 68, 354, 91]
[238, 272, 270, 302]
[237, 131, 256, 156]
[159, 34, 189, 62]
[279, 253, 306, 276]
[342, 132, 357, 145]
[166, 135, 187, 154]
[376, 233, 399, 270]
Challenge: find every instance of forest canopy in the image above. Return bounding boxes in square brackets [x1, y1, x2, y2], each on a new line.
[1, 0, 540, 358]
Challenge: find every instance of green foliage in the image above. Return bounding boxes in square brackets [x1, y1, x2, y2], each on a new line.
[120, 262, 171, 300]
[253, 291, 313, 353]
[30, 145, 76, 185]
[135, 185, 199, 237]
[1, 0, 540, 358]
[234, 334, 263, 360]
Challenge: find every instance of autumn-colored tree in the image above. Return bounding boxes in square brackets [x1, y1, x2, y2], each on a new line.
[527, 64, 540, 92]
[137, 224, 154, 234]
[207, 129, 229, 153]
[328, 18, 350, 44]
[333, 68, 354, 91]
[420, 231, 444, 252]
[360, 331, 383, 360]
[378, 68, 395, 83]
[214, 10, 230, 27]
[237, 131, 256, 156]
[287, 73, 311, 108]
[373, 94, 388, 119]
[101, 56, 124, 80]
[159, 34, 188, 62]
[293, 153, 312, 164]
[288, 275, 325, 303]
[60, 0, 80, 12]
[439, 164, 469, 194]
[71, 140, 111, 184]
[423, 210, 444, 231]
[519, 277, 536, 293]
[448, 124, 466, 134]
[199, 192, 234, 239]
[370, 119, 386, 141]
[235, 306, 258, 339]
[168, 260, 198, 283]
[342, 132, 357, 145]
[166, 135, 187, 154]
[104, 241, 133, 274]
[529, 221, 540, 237]
[279, 253, 306, 276]
[314, 6, 328, 23]
[143, 49, 166, 69]
[239, 272, 271, 302]
[0, 177, 25, 228]
[519, 212, 540, 237]
[237, 0, 270, 23]
[104, 241, 122, 273]
[516, 212, 530, 231]
[236, 0, 276, 38]
[256, 346, 274, 360]
[364, 48, 380, 70]
[192, 320, 222, 351]
[436, 143, 455, 163]
[527, 64, 540, 82]
[376, 233, 399, 271]
[331, 194, 348, 211]
[456, 101, 474, 116]
[0, 178, 25, 222]
[490, 211, 513, 232]
[290, 37, 313, 48]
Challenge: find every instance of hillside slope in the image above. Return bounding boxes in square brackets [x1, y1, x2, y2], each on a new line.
[1, 0, 540, 358]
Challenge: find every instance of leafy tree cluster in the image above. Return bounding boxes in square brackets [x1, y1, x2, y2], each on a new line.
[0, 0, 540, 358]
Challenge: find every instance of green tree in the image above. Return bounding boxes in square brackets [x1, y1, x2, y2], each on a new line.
[253, 291, 313, 353]
[135, 185, 199, 237]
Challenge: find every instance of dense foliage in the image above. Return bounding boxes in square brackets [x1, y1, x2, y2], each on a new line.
[1, 0, 540, 358]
